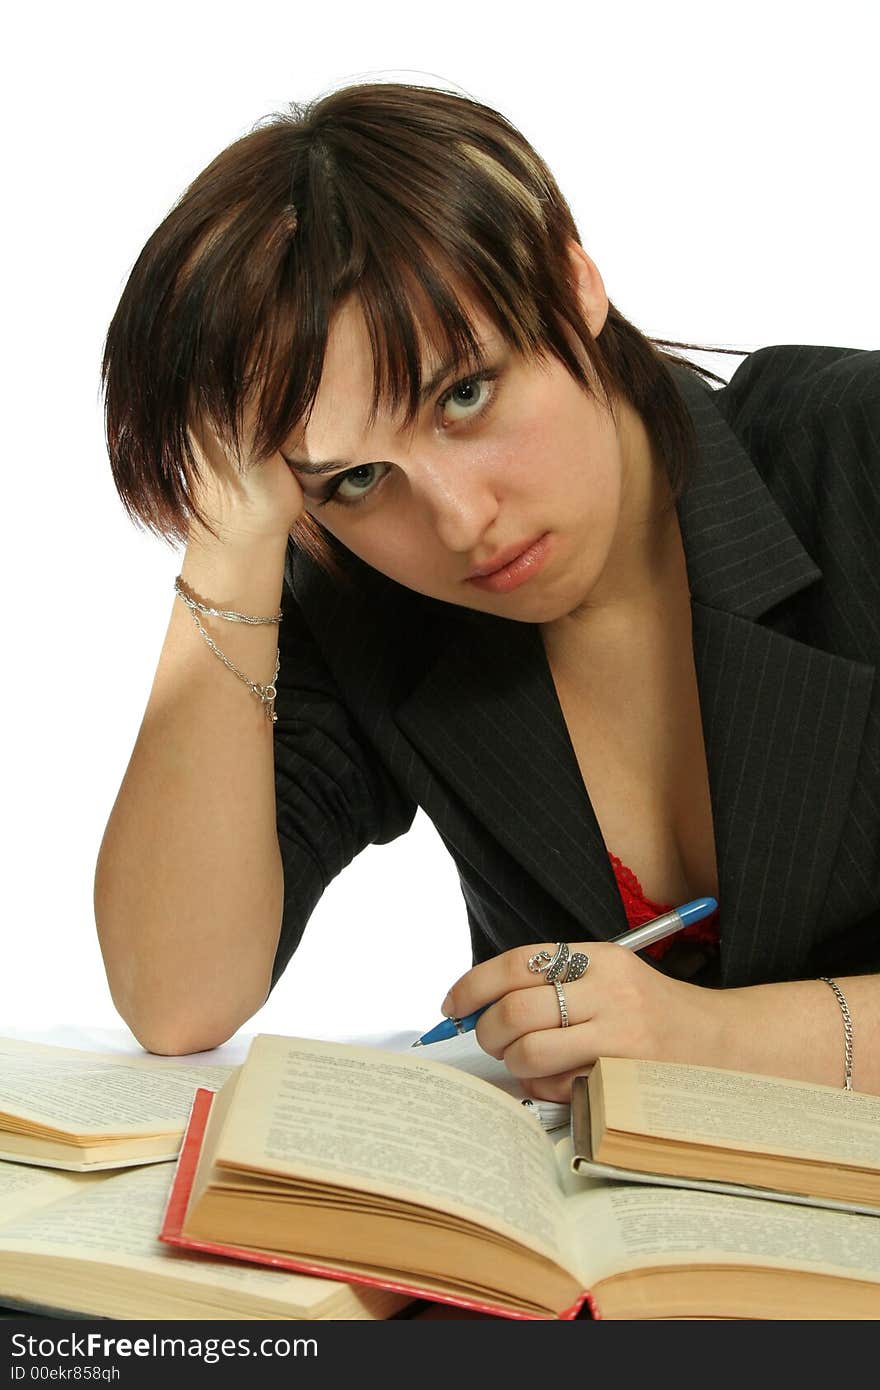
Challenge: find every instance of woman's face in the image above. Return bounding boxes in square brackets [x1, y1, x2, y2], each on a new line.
[283, 248, 664, 626]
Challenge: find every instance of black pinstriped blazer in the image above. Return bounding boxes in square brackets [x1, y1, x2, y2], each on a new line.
[271, 344, 880, 993]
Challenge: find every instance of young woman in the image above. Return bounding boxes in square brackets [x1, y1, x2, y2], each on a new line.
[94, 82, 880, 1097]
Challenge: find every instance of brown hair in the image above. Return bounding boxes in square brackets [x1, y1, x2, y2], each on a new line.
[100, 81, 747, 566]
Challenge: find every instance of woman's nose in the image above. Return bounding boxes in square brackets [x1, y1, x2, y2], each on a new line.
[412, 458, 501, 555]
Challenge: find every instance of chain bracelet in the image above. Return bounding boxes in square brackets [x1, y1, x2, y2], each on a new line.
[186, 607, 280, 723]
[174, 575, 282, 625]
[818, 977, 854, 1091]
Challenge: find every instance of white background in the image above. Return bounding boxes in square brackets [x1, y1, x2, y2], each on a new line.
[3, 1, 877, 1046]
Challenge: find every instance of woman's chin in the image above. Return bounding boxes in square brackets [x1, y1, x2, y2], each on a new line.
[455, 582, 589, 626]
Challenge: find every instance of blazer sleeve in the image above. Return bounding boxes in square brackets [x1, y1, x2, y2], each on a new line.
[269, 584, 417, 990]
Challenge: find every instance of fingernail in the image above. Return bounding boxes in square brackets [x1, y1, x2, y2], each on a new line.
[441, 991, 454, 1017]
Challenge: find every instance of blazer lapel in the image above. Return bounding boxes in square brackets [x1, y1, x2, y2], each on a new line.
[692, 604, 873, 985]
[395, 610, 626, 937]
[674, 368, 875, 985]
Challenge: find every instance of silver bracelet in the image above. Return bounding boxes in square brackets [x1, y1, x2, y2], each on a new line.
[174, 575, 282, 625]
[186, 606, 280, 722]
[818, 977, 854, 1091]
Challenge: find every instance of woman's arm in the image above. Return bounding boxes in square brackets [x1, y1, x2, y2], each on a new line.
[441, 943, 880, 1097]
[93, 419, 302, 1056]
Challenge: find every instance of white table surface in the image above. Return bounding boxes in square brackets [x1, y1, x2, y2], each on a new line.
[0, 1022, 422, 1063]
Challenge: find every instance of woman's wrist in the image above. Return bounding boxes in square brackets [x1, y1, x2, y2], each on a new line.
[180, 530, 290, 612]
[705, 979, 849, 1087]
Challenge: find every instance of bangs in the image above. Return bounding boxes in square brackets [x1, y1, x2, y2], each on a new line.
[215, 228, 552, 476]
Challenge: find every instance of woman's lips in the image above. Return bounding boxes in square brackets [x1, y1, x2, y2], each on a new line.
[465, 533, 552, 594]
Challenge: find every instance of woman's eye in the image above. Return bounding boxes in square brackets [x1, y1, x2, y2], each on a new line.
[439, 374, 496, 424]
[334, 461, 389, 502]
[316, 370, 499, 510]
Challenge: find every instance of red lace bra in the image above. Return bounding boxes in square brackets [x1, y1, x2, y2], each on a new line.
[608, 852, 719, 960]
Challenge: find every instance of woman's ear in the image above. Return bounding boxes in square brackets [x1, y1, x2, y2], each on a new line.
[566, 240, 610, 338]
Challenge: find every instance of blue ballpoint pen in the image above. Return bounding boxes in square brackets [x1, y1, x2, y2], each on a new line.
[411, 896, 718, 1046]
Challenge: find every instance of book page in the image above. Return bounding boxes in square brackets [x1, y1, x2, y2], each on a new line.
[216, 1035, 567, 1259]
[551, 1139, 880, 1286]
[414, 1032, 570, 1131]
[0, 1046, 233, 1137]
[0, 1039, 93, 1059]
[0, 1162, 389, 1315]
[595, 1058, 880, 1165]
[0, 1161, 79, 1223]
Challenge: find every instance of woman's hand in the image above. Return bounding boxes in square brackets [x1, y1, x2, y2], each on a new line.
[442, 942, 732, 1102]
[186, 402, 305, 547]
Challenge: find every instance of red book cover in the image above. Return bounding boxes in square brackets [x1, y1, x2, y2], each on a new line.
[160, 1087, 598, 1321]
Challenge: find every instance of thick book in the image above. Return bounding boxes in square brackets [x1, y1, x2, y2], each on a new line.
[0, 1037, 234, 1169]
[571, 1057, 880, 1214]
[160, 1034, 880, 1319]
[0, 1155, 410, 1319]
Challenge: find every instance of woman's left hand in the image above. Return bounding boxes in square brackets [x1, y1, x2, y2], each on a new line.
[441, 941, 733, 1102]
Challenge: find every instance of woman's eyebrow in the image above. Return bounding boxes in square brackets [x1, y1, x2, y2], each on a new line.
[282, 344, 490, 475]
[282, 455, 351, 478]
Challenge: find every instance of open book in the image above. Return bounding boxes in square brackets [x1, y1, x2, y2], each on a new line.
[161, 1035, 880, 1320]
[571, 1057, 880, 1213]
[0, 1158, 409, 1319]
[0, 1037, 233, 1169]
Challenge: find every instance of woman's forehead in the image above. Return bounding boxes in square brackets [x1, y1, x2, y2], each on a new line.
[320, 297, 382, 390]
[288, 293, 500, 456]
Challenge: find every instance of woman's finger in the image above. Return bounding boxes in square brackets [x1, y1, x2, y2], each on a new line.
[501, 1020, 600, 1083]
[476, 978, 594, 1058]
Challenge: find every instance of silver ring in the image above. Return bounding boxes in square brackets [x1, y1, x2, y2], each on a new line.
[545, 942, 571, 984]
[563, 951, 590, 983]
[528, 942, 591, 985]
[529, 943, 567, 977]
[550, 980, 569, 1028]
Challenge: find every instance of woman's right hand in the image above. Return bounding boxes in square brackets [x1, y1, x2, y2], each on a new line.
[186, 403, 305, 547]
